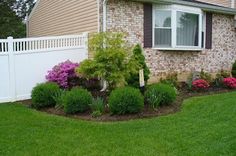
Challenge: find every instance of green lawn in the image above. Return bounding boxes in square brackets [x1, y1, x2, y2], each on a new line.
[0, 92, 236, 156]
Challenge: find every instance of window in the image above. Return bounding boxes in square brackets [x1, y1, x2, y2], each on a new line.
[153, 5, 203, 50]
[155, 10, 172, 47]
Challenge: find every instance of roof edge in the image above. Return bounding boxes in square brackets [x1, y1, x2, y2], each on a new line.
[134, 0, 236, 15]
[28, 0, 41, 20]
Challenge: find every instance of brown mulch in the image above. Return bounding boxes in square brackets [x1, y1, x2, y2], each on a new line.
[19, 87, 234, 122]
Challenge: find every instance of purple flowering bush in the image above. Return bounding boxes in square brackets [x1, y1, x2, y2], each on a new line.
[46, 60, 79, 89]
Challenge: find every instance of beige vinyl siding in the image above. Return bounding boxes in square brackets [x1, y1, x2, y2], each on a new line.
[198, 0, 231, 7]
[28, 0, 98, 37]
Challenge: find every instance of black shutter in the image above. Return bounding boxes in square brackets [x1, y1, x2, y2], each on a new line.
[205, 12, 213, 49]
[143, 3, 153, 48]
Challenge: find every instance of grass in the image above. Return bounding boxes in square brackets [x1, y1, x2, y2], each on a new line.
[0, 92, 236, 156]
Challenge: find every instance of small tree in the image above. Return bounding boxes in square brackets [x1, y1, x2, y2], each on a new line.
[232, 60, 236, 78]
[77, 32, 137, 90]
[126, 44, 150, 88]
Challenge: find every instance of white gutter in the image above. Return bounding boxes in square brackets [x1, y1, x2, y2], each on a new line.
[231, 0, 235, 8]
[103, 0, 108, 32]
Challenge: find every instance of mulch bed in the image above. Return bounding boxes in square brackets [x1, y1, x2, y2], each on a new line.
[20, 87, 235, 122]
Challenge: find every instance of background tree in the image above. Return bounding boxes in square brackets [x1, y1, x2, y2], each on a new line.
[14, 0, 36, 20]
[0, 0, 35, 38]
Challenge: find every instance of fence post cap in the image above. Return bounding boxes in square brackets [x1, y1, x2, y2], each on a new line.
[82, 32, 88, 36]
[7, 36, 13, 39]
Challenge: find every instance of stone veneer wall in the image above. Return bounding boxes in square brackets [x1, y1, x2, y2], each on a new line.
[105, 0, 236, 82]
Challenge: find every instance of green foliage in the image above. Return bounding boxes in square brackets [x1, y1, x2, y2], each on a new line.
[53, 90, 67, 109]
[187, 74, 194, 90]
[232, 60, 236, 78]
[91, 111, 102, 118]
[62, 88, 92, 114]
[160, 72, 178, 88]
[31, 82, 60, 109]
[77, 32, 137, 90]
[108, 87, 144, 115]
[215, 70, 231, 87]
[126, 44, 150, 88]
[89, 97, 105, 117]
[200, 69, 212, 83]
[145, 83, 176, 109]
[0, 2, 26, 38]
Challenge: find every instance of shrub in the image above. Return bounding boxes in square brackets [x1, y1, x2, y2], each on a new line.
[126, 44, 150, 88]
[31, 82, 60, 109]
[232, 61, 236, 78]
[108, 87, 144, 115]
[200, 69, 212, 83]
[223, 77, 236, 89]
[192, 79, 210, 91]
[77, 32, 137, 90]
[145, 83, 176, 109]
[46, 60, 79, 89]
[89, 97, 105, 117]
[160, 72, 178, 88]
[214, 70, 231, 87]
[62, 88, 92, 114]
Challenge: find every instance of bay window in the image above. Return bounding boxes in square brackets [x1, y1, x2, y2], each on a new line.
[153, 5, 203, 50]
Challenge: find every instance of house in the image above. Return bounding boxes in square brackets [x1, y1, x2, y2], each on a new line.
[28, 0, 236, 82]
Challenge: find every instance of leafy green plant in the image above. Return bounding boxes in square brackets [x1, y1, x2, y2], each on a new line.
[76, 32, 137, 90]
[214, 70, 231, 87]
[89, 97, 105, 117]
[31, 82, 60, 109]
[160, 72, 178, 88]
[145, 83, 176, 109]
[62, 88, 92, 114]
[126, 44, 150, 88]
[232, 60, 236, 78]
[53, 90, 67, 109]
[187, 74, 194, 90]
[108, 87, 144, 115]
[91, 111, 102, 118]
[200, 69, 212, 83]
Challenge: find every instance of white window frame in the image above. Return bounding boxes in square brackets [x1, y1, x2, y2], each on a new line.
[153, 5, 204, 51]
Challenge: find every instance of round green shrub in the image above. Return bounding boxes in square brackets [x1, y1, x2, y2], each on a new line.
[145, 83, 177, 108]
[108, 87, 144, 115]
[31, 82, 60, 109]
[62, 88, 92, 114]
[232, 60, 236, 78]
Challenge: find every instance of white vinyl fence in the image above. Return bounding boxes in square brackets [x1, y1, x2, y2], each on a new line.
[0, 33, 88, 103]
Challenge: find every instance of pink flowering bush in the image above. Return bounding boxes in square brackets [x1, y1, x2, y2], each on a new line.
[223, 77, 236, 89]
[192, 79, 210, 91]
[46, 60, 79, 89]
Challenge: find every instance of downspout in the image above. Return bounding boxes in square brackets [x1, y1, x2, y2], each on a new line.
[103, 0, 108, 32]
[101, 0, 108, 91]
[232, 0, 236, 28]
[26, 14, 29, 37]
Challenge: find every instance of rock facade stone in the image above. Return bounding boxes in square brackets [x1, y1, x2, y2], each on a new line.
[103, 0, 236, 82]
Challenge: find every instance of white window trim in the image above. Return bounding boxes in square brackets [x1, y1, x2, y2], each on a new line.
[152, 5, 204, 51]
